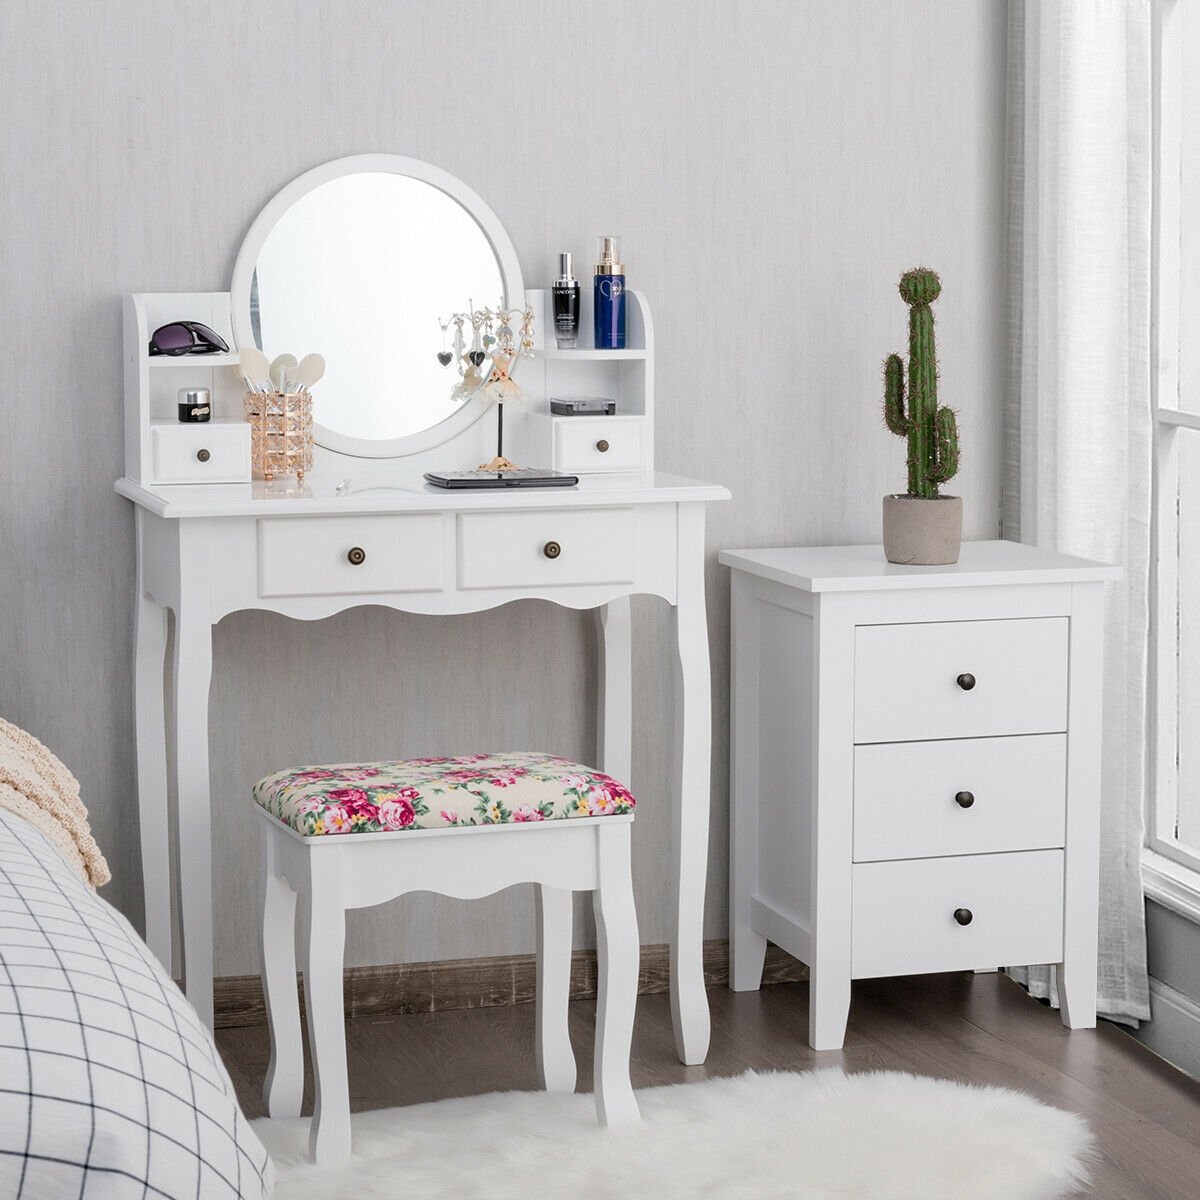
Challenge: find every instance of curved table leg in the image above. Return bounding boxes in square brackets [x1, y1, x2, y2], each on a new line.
[302, 850, 350, 1166]
[596, 597, 633, 784]
[134, 506, 172, 972]
[174, 602, 214, 1030]
[535, 884, 577, 1093]
[260, 826, 303, 1117]
[670, 504, 712, 1065]
[593, 823, 640, 1125]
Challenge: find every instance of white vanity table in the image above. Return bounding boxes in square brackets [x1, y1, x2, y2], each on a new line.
[117, 156, 729, 1066]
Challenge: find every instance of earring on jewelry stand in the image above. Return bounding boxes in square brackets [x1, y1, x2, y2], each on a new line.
[520, 306, 535, 357]
[452, 316, 466, 376]
[468, 308, 486, 368]
[437, 318, 453, 367]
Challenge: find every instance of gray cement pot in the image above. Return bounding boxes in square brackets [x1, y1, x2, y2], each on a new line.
[882, 494, 963, 565]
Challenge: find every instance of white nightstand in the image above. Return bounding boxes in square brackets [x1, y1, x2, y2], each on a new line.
[718, 540, 1120, 1050]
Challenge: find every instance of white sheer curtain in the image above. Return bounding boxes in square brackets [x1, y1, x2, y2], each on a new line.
[1004, 0, 1152, 1024]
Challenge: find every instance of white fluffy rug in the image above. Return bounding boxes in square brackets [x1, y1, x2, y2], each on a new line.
[256, 1069, 1094, 1199]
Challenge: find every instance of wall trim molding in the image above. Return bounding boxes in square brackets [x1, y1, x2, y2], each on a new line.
[213, 939, 806, 1029]
[1133, 977, 1200, 1082]
[1143, 849, 1200, 925]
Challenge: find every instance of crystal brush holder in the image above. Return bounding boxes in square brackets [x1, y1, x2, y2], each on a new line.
[243, 390, 314, 481]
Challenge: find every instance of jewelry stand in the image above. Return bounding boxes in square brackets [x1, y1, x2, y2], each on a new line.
[479, 402, 517, 472]
[425, 301, 577, 488]
[424, 396, 577, 488]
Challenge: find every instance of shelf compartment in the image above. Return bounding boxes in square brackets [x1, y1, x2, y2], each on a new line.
[538, 347, 647, 361]
[148, 351, 242, 368]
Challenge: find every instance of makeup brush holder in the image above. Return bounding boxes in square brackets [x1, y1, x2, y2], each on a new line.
[243, 391, 314, 481]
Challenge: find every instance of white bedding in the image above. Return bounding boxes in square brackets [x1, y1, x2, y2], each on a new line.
[0, 809, 274, 1198]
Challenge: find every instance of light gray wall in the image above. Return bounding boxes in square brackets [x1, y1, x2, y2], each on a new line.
[0, 0, 1007, 976]
[1144, 902, 1200, 1002]
[1131, 901, 1200, 1079]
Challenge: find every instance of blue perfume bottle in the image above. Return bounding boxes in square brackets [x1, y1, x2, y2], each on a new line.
[593, 235, 626, 350]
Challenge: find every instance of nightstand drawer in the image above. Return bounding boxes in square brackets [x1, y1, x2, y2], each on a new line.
[257, 515, 444, 597]
[151, 422, 250, 484]
[853, 617, 1068, 743]
[457, 508, 635, 590]
[853, 734, 1067, 862]
[851, 850, 1064, 979]
[553, 417, 644, 473]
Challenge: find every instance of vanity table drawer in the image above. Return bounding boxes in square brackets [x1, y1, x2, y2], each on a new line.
[853, 734, 1067, 862]
[553, 417, 644, 473]
[853, 617, 1068, 744]
[851, 850, 1064, 979]
[151, 422, 250, 484]
[257, 515, 443, 598]
[457, 508, 635, 590]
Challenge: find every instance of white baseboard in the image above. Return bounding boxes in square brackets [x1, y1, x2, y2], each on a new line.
[1133, 977, 1200, 1081]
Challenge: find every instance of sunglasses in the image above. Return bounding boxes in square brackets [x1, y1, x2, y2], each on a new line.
[148, 321, 230, 357]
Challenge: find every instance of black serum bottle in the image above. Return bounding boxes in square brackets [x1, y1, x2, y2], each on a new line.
[552, 252, 580, 348]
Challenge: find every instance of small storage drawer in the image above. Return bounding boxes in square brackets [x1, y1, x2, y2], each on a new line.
[151, 421, 250, 484]
[457, 508, 635, 590]
[851, 849, 1064, 979]
[853, 617, 1068, 744]
[258, 515, 443, 598]
[853, 734, 1067, 862]
[553, 417, 644, 473]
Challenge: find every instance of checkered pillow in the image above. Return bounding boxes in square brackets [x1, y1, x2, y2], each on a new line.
[0, 809, 274, 1198]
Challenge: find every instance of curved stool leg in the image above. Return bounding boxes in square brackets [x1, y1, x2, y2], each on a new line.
[592, 823, 640, 1126]
[259, 826, 303, 1118]
[536, 885, 577, 1093]
[301, 849, 350, 1166]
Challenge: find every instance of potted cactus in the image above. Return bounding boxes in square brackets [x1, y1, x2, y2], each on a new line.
[881, 267, 962, 565]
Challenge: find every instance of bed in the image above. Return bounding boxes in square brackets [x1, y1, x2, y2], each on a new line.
[0, 807, 274, 1198]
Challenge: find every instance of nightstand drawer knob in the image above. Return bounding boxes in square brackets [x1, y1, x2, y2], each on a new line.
[955, 790, 975, 809]
[196, 448, 211, 463]
[543, 540, 562, 560]
[956, 672, 976, 691]
[347, 546, 366, 566]
[595, 439, 610, 453]
[954, 908, 973, 926]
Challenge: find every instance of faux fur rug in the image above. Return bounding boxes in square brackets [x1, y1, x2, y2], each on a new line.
[256, 1069, 1094, 1199]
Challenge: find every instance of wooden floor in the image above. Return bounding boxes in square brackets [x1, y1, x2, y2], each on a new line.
[218, 971, 1200, 1198]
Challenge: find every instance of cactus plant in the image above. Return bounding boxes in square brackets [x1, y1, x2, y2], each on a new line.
[883, 268, 959, 499]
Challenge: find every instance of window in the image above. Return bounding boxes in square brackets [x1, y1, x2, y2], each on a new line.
[1149, 0, 1200, 901]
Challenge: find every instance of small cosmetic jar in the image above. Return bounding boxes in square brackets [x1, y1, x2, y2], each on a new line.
[178, 387, 212, 423]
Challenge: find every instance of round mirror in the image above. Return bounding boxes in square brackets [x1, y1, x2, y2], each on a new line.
[230, 155, 523, 458]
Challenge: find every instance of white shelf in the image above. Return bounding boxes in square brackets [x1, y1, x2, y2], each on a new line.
[539, 347, 646, 361]
[149, 351, 241, 368]
[151, 417, 247, 427]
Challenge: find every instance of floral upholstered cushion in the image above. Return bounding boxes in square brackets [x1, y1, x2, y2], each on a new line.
[252, 752, 637, 837]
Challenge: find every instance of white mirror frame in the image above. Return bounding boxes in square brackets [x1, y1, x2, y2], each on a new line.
[230, 154, 524, 459]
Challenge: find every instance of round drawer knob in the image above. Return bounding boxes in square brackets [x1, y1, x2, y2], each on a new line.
[955, 790, 975, 809]
[595, 439, 610, 453]
[543, 540, 562, 560]
[954, 908, 974, 926]
[346, 546, 366, 566]
[195, 448, 211, 463]
[956, 672, 976, 691]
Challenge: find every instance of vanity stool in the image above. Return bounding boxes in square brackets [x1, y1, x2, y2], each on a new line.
[254, 751, 641, 1166]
